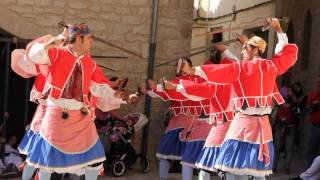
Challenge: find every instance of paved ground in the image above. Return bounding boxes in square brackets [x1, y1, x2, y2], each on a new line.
[4, 148, 307, 180]
[99, 147, 308, 180]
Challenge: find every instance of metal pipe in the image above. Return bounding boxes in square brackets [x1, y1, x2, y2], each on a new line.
[142, 0, 159, 157]
[91, 55, 128, 59]
[93, 36, 143, 58]
[23, 79, 30, 128]
[2, 42, 11, 142]
[58, 21, 143, 58]
[155, 39, 238, 67]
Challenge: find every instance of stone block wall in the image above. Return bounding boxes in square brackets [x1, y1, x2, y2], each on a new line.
[279, 0, 320, 91]
[0, 0, 194, 168]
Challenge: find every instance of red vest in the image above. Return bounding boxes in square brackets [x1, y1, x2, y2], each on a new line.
[199, 44, 298, 110]
[45, 48, 96, 105]
[180, 59, 235, 123]
[152, 75, 203, 116]
[30, 73, 46, 102]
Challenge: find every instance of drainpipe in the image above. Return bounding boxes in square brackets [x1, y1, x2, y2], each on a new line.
[142, 0, 159, 156]
[1, 41, 10, 158]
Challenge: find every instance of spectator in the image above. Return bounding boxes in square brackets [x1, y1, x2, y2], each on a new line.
[273, 86, 296, 173]
[289, 155, 320, 180]
[4, 136, 22, 169]
[291, 82, 307, 114]
[290, 82, 307, 146]
[0, 136, 22, 178]
[306, 80, 320, 166]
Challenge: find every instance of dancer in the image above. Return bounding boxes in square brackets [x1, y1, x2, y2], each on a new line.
[178, 18, 298, 179]
[11, 36, 55, 180]
[157, 57, 234, 180]
[164, 46, 238, 180]
[148, 80, 193, 180]
[11, 29, 76, 180]
[23, 23, 126, 180]
[148, 59, 211, 180]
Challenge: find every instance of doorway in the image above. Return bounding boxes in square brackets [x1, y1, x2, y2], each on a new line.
[0, 28, 35, 145]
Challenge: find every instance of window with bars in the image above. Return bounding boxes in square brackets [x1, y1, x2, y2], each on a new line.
[209, 28, 222, 64]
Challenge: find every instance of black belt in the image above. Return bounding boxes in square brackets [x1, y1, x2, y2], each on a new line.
[239, 112, 270, 117]
[312, 123, 320, 128]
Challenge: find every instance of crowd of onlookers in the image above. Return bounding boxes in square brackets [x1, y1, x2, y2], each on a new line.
[273, 80, 320, 179]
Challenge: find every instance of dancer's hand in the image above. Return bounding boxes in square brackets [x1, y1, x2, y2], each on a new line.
[53, 27, 68, 47]
[147, 79, 156, 90]
[164, 81, 177, 90]
[61, 26, 69, 42]
[115, 90, 129, 101]
[267, 18, 283, 33]
[235, 33, 248, 45]
[128, 93, 140, 105]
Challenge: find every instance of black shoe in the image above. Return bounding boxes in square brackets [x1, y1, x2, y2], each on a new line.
[193, 169, 199, 176]
[288, 176, 302, 180]
[0, 163, 19, 178]
[285, 169, 290, 174]
[273, 165, 278, 173]
[168, 160, 181, 173]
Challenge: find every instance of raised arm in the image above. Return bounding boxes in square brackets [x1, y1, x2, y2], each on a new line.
[26, 29, 67, 65]
[11, 49, 38, 78]
[270, 44, 298, 76]
[147, 79, 188, 101]
[193, 62, 240, 84]
[176, 79, 217, 100]
[269, 18, 289, 54]
[90, 65, 126, 111]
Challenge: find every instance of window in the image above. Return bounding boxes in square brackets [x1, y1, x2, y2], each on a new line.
[209, 29, 222, 64]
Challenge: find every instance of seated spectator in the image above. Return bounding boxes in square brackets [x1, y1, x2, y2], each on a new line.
[290, 155, 320, 180]
[0, 136, 22, 178]
[290, 82, 307, 147]
[305, 80, 320, 166]
[4, 136, 22, 169]
[273, 86, 297, 173]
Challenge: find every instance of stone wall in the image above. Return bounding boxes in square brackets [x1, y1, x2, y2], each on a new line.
[279, 0, 320, 91]
[190, 0, 320, 92]
[148, 0, 194, 164]
[191, 2, 275, 65]
[0, 0, 194, 168]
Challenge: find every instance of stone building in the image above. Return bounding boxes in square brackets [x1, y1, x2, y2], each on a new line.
[191, 0, 275, 64]
[0, 0, 194, 167]
[1, 0, 318, 171]
[192, 0, 320, 91]
[278, 0, 320, 91]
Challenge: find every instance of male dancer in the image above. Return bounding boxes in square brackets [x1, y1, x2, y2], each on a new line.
[24, 23, 126, 180]
[11, 34, 64, 180]
[153, 58, 233, 180]
[147, 68, 195, 180]
[164, 46, 238, 180]
[176, 18, 297, 180]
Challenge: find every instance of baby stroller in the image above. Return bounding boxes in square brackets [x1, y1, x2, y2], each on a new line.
[97, 113, 150, 177]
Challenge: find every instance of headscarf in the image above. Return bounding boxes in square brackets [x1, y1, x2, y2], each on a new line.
[246, 36, 267, 54]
